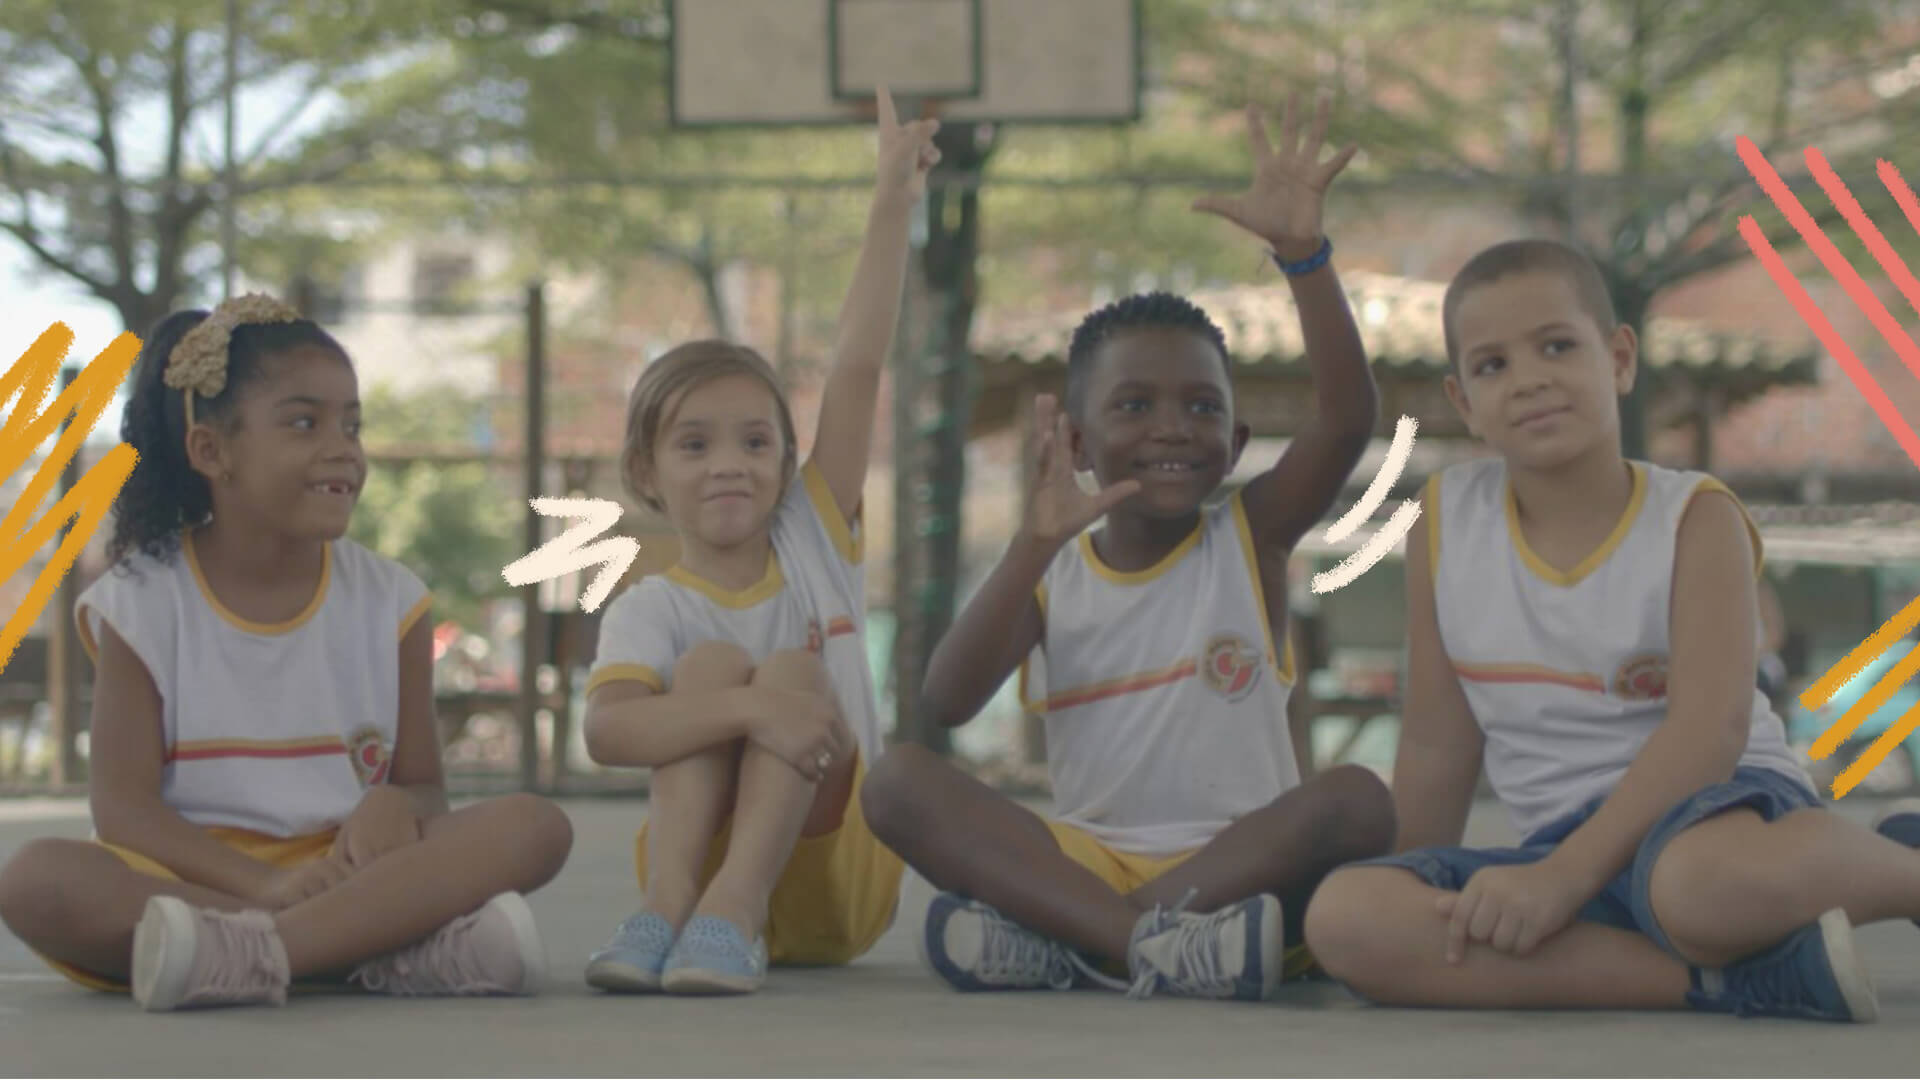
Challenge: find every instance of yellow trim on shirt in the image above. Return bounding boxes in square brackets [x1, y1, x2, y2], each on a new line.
[1504, 462, 1647, 587]
[1423, 472, 1442, 574]
[1018, 654, 1041, 713]
[75, 605, 98, 663]
[399, 594, 432, 638]
[664, 552, 786, 609]
[587, 664, 665, 695]
[1228, 491, 1293, 688]
[800, 458, 863, 565]
[1688, 476, 1765, 577]
[1076, 521, 1202, 586]
[186, 531, 332, 635]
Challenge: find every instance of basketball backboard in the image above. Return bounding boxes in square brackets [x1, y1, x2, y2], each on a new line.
[667, 0, 1141, 127]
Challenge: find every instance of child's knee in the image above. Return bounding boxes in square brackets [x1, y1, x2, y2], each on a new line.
[0, 838, 85, 941]
[1304, 764, 1397, 859]
[485, 793, 575, 888]
[859, 743, 942, 843]
[1647, 827, 1784, 962]
[676, 640, 756, 690]
[751, 647, 830, 694]
[1303, 866, 1418, 985]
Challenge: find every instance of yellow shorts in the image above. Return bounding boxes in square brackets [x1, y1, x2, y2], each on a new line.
[1045, 820, 1317, 980]
[634, 760, 904, 967]
[42, 827, 338, 992]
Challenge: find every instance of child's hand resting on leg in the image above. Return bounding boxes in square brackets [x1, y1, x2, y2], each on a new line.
[748, 688, 856, 783]
[252, 854, 354, 910]
[1437, 861, 1589, 964]
[333, 784, 424, 870]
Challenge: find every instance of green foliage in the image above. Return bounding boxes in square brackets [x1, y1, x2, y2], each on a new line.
[0, 0, 483, 329]
[347, 384, 518, 629]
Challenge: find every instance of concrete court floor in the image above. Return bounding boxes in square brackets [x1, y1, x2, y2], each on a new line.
[2, 793, 1916, 1078]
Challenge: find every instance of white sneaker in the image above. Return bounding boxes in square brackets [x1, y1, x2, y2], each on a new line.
[132, 897, 290, 1012]
[350, 893, 545, 996]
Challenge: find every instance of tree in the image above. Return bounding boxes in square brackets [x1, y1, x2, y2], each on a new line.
[1179, 0, 1920, 455]
[349, 384, 521, 630]
[0, 0, 486, 332]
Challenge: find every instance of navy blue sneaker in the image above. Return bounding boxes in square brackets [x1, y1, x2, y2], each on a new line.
[1872, 798, 1920, 929]
[1688, 908, 1878, 1023]
[919, 892, 1094, 992]
[1125, 890, 1284, 1002]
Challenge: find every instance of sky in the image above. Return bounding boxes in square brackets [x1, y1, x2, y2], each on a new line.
[1, 64, 332, 448]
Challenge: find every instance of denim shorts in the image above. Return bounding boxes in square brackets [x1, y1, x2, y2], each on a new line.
[1357, 766, 1821, 957]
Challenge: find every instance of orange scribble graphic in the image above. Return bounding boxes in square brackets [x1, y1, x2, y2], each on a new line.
[1797, 595, 1920, 799]
[0, 323, 141, 677]
[1738, 135, 1920, 797]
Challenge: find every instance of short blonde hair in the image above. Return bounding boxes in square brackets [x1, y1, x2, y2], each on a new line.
[620, 340, 798, 513]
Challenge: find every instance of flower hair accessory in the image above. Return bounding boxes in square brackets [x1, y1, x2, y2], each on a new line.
[164, 292, 304, 425]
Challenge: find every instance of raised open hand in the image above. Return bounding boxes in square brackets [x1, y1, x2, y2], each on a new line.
[1021, 394, 1140, 547]
[1192, 92, 1358, 255]
[875, 85, 941, 201]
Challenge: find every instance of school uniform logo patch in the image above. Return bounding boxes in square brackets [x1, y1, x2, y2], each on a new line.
[347, 727, 392, 787]
[1202, 634, 1261, 701]
[1612, 653, 1670, 701]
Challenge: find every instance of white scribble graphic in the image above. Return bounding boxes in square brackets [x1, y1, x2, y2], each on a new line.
[501, 498, 640, 614]
[1311, 415, 1422, 594]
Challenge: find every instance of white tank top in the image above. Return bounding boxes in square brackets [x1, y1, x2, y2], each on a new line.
[76, 533, 431, 837]
[1428, 459, 1808, 840]
[1020, 491, 1299, 856]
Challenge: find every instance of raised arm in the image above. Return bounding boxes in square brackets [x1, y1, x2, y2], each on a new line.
[807, 87, 941, 520]
[1391, 496, 1485, 852]
[1194, 94, 1378, 555]
[921, 394, 1140, 728]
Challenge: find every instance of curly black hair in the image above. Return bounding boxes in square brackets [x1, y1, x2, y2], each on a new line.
[1064, 291, 1232, 417]
[109, 308, 350, 567]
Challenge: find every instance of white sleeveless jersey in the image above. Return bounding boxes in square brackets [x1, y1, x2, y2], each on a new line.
[76, 533, 431, 838]
[1020, 491, 1299, 856]
[1428, 459, 1809, 839]
[589, 460, 882, 758]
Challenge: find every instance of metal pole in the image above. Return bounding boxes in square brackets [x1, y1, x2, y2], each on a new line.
[518, 282, 547, 792]
[889, 98, 927, 749]
[48, 367, 85, 786]
[1557, 0, 1581, 242]
[222, 0, 239, 299]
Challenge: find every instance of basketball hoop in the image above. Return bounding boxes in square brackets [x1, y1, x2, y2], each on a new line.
[667, 0, 1140, 129]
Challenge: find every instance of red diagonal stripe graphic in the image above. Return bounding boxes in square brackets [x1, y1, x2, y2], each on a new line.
[1736, 137, 1920, 470]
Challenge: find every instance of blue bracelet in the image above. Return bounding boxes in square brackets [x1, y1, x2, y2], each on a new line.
[1272, 236, 1333, 276]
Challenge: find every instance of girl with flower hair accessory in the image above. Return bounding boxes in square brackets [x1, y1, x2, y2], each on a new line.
[0, 294, 574, 1011]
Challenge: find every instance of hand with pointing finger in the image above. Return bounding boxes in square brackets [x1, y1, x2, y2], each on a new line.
[874, 85, 941, 202]
[1192, 91, 1358, 261]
